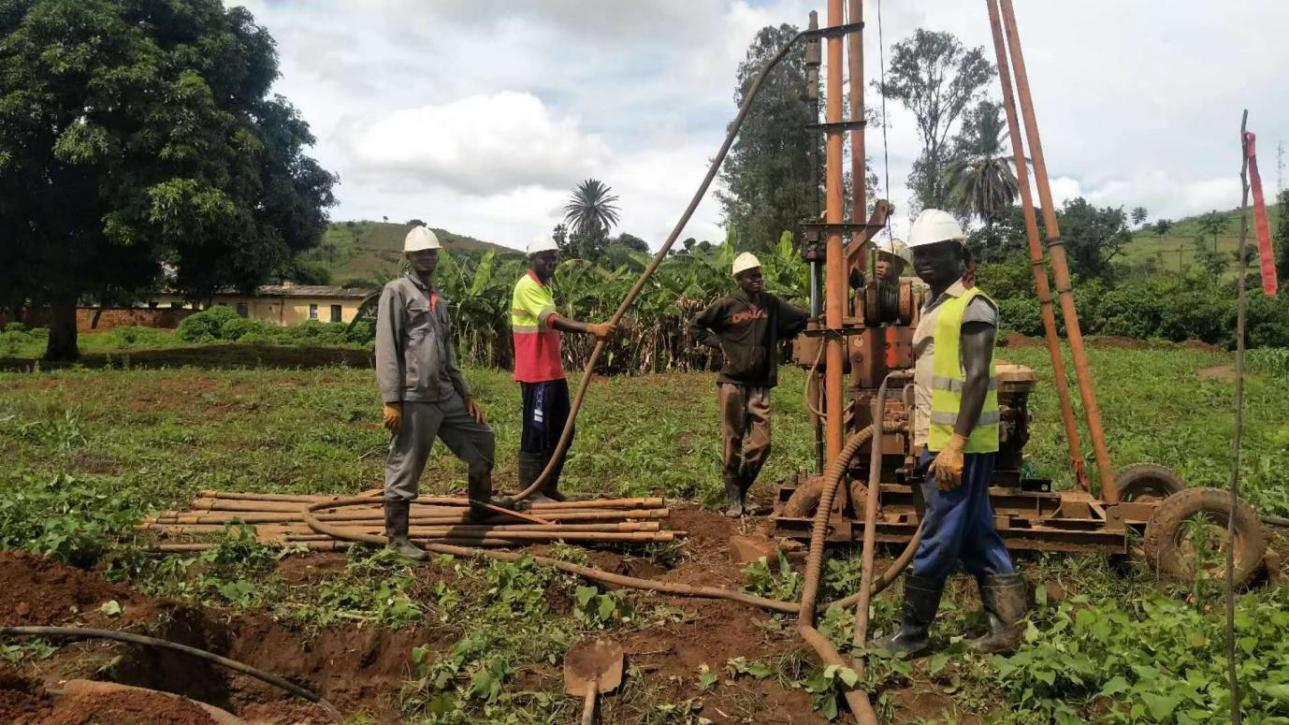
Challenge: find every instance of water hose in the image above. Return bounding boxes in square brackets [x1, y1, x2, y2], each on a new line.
[511, 29, 807, 503]
[0, 626, 339, 721]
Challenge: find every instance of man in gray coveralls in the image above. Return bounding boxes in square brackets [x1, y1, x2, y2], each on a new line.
[375, 225, 509, 561]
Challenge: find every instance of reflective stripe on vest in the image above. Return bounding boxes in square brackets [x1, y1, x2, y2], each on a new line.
[927, 287, 1000, 453]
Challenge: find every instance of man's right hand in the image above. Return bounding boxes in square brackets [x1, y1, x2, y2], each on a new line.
[383, 403, 402, 433]
[587, 321, 617, 340]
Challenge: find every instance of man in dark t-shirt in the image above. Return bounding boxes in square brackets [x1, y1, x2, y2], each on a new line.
[690, 253, 809, 517]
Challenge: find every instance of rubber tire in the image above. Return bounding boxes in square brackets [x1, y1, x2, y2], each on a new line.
[1115, 463, 1186, 503]
[1141, 487, 1267, 587]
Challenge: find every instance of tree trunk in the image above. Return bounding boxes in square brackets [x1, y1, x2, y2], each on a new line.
[44, 302, 80, 361]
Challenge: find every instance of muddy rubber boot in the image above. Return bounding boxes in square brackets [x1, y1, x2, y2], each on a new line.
[540, 450, 568, 503]
[968, 573, 1028, 654]
[872, 575, 944, 658]
[722, 476, 745, 518]
[520, 451, 559, 505]
[465, 470, 499, 524]
[738, 469, 757, 516]
[384, 500, 427, 562]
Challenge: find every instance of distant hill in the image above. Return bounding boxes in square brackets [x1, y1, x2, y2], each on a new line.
[1120, 204, 1282, 273]
[304, 220, 520, 286]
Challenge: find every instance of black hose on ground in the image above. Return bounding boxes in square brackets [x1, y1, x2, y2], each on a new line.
[0, 626, 339, 721]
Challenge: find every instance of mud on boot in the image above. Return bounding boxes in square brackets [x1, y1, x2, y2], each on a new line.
[968, 573, 1028, 654]
[722, 476, 745, 518]
[873, 575, 944, 658]
[383, 499, 427, 562]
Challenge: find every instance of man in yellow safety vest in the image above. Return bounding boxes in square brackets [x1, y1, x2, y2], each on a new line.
[873, 209, 1027, 657]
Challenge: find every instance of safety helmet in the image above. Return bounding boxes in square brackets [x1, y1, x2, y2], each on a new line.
[907, 209, 966, 248]
[732, 252, 762, 277]
[404, 226, 442, 253]
[527, 233, 560, 256]
[878, 238, 912, 265]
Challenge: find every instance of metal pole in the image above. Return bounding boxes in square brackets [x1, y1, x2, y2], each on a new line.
[985, 0, 1088, 491]
[999, 0, 1117, 499]
[847, 0, 866, 245]
[824, 0, 846, 462]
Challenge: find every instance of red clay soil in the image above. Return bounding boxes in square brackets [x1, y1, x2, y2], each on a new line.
[0, 668, 53, 723]
[0, 550, 148, 627]
[43, 689, 215, 725]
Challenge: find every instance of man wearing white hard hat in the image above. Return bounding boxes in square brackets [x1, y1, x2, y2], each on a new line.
[873, 209, 1026, 658]
[510, 233, 617, 503]
[875, 238, 912, 283]
[689, 252, 809, 517]
[376, 225, 510, 560]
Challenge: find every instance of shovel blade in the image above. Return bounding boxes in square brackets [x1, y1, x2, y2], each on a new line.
[563, 639, 624, 696]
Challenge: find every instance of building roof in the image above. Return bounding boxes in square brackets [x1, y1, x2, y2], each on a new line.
[215, 284, 379, 300]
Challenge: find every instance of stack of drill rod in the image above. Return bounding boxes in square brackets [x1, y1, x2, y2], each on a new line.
[141, 490, 679, 553]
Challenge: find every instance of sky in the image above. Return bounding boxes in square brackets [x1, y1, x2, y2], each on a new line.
[233, 0, 1289, 251]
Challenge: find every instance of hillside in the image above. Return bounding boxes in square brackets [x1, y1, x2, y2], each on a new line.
[1120, 203, 1282, 273]
[304, 220, 520, 285]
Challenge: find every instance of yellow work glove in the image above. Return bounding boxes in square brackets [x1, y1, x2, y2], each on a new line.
[382, 403, 402, 433]
[932, 433, 968, 491]
[587, 321, 617, 340]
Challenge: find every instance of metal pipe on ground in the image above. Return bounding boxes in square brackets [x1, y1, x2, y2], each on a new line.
[984, 0, 1088, 492]
[998, 0, 1116, 499]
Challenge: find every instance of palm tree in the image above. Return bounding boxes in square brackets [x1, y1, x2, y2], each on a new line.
[944, 103, 1019, 229]
[563, 179, 621, 257]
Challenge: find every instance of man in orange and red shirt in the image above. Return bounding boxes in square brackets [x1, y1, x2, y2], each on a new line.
[511, 235, 615, 502]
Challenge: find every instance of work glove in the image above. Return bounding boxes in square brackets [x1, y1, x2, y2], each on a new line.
[932, 433, 968, 491]
[587, 321, 617, 340]
[383, 403, 402, 433]
[465, 397, 488, 425]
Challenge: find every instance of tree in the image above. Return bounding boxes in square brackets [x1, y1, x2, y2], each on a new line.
[944, 101, 1018, 229]
[562, 178, 620, 260]
[716, 24, 815, 253]
[1153, 219, 1174, 237]
[1055, 198, 1132, 281]
[1196, 211, 1229, 254]
[612, 233, 649, 253]
[1131, 206, 1148, 227]
[1192, 236, 1228, 282]
[0, 0, 335, 359]
[878, 29, 995, 210]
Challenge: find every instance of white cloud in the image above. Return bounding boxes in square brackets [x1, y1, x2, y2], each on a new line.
[343, 92, 610, 195]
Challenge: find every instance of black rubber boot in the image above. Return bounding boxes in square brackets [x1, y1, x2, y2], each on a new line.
[722, 476, 745, 518]
[541, 450, 568, 503]
[466, 469, 503, 524]
[872, 575, 944, 658]
[384, 500, 427, 561]
[738, 468, 758, 516]
[968, 573, 1028, 654]
[519, 451, 559, 505]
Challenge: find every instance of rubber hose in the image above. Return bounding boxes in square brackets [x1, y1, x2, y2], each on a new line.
[1, 626, 339, 721]
[853, 373, 906, 649]
[798, 426, 874, 624]
[511, 30, 807, 503]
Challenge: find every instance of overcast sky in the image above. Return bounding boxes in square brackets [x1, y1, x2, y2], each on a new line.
[233, 0, 1289, 250]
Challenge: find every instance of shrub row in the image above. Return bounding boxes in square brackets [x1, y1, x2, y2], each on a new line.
[176, 305, 373, 347]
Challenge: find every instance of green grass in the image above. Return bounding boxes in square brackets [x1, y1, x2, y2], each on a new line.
[2, 344, 1288, 722]
[1119, 204, 1282, 273]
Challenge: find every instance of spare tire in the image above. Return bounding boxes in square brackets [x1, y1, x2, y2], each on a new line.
[1141, 487, 1266, 587]
[1115, 463, 1186, 503]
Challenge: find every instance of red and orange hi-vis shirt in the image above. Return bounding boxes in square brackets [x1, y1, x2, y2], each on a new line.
[510, 270, 565, 382]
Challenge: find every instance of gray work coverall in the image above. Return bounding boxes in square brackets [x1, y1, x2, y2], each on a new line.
[376, 273, 494, 502]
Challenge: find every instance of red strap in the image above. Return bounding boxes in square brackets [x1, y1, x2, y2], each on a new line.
[429, 291, 438, 312]
[1245, 131, 1278, 296]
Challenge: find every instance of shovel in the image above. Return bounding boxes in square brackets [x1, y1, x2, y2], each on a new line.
[563, 639, 624, 725]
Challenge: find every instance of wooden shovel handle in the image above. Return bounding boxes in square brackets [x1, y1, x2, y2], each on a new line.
[580, 684, 597, 725]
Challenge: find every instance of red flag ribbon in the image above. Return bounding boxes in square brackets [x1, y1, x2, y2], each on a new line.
[1244, 131, 1278, 296]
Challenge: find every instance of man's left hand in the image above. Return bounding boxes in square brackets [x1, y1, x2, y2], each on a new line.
[466, 398, 487, 425]
[932, 433, 968, 491]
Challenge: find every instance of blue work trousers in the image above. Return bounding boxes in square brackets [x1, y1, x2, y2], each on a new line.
[911, 450, 1015, 582]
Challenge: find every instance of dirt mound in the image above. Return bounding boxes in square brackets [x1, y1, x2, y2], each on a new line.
[0, 551, 142, 627]
[1001, 330, 1043, 348]
[1181, 339, 1220, 351]
[0, 668, 53, 723]
[44, 689, 215, 725]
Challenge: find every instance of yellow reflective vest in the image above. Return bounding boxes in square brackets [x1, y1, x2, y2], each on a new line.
[927, 287, 1000, 453]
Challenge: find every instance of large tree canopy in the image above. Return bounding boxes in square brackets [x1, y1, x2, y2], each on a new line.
[0, 0, 336, 358]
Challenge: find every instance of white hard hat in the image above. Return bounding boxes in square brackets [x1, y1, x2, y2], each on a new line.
[404, 226, 441, 253]
[527, 233, 560, 256]
[907, 209, 966, 248]
[732, 252, 762, 277]
[878, 238, 912, 265]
